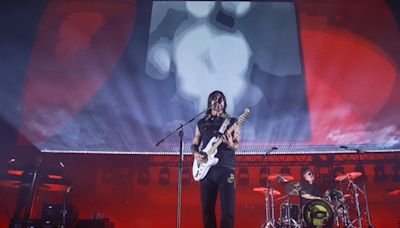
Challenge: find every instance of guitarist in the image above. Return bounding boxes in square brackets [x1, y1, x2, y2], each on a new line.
[191, 90, 240, 228]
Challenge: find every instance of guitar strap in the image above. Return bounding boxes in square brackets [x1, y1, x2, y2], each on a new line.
[218, 118, 231, 134]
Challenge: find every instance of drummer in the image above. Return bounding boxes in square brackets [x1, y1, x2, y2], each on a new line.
[299, 169, 321, 206]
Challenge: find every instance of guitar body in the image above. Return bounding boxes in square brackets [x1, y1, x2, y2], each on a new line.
[192, 136, 220, 181]
[192, 108, 250, 181]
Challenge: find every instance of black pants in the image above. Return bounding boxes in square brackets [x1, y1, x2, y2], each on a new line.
[200, 166, 236, 228]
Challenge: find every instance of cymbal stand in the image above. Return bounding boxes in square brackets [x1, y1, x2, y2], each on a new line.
[358, 172, 373, 226]
[270, 188, 276, 226]
[348, 179, 363, 228]
[355, 150, 373, 228]
[344, 207, 355, 228]
[338, 203, 354, 228]
[340, 146, 374, 228]
[286, 200, 292, 227]
[334, 204, 340, 227]
[335, 184, 353, 227]
[261, 191, 274, 228]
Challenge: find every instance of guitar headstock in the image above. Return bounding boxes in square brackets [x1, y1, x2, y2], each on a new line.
[237, 108, 250, 126]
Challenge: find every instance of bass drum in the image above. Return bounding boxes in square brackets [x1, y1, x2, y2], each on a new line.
[302, 199, 334, 228]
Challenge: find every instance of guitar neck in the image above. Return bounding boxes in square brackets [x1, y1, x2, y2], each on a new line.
[205, 108, 250, 157]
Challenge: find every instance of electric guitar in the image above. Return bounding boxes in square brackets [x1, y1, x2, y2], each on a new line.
[192, 108, 250, 181]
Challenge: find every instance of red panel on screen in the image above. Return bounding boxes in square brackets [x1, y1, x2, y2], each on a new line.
[302, 28, 397, 144]
[18, 0, 137, 145]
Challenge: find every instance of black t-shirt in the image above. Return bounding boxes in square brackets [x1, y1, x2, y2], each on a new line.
[197, 115, 237, 169]
[299, 180, 320, 205]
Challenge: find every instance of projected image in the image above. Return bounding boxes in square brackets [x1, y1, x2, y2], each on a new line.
[144, 1, 310, 150]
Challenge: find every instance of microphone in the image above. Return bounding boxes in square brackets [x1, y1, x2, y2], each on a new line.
[265, 147, 278, 157]
[340, 145, 363, 153]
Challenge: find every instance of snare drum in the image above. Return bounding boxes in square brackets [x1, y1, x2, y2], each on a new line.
[302, 199, 334, 228]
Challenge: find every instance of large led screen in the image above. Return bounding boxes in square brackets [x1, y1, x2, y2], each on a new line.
[1, 0, 399, 154]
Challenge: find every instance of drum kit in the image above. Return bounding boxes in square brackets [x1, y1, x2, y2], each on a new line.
[254, 171, 371, 228]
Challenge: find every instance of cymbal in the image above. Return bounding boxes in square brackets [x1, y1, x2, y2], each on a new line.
[268, 174, 294, 183]
[335, 172, 362, 181]
[253, 187, 281, 196]
[388, 189, 400, 196]
[39, 183, 71, 192]
[285, 182, 301, 196]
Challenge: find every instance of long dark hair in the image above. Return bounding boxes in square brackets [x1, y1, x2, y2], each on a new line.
[206, 90, 227, 115]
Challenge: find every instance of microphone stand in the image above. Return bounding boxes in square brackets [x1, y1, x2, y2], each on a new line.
[61, 187, 71, 228]
[60, 160, 69, 228]
[26, 155, 43, 220]
[263, 147, 277, 228]
[26, 168, 39, 220]
[155, 106, 212, 228]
